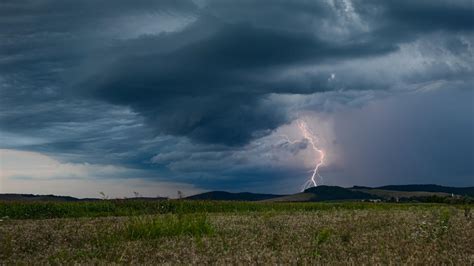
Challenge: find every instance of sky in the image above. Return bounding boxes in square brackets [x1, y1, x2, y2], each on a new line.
[0, 0, 473, 198]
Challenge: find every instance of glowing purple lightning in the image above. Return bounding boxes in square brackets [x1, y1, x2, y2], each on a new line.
[297, 120, 325, 191]
[280, 119, 326, 191]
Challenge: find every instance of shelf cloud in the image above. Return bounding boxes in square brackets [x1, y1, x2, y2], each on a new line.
[1, 0, 473, 196]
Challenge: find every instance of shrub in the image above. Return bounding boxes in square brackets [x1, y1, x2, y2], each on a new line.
[314, 228, 332, 246]
[124, 214, 214, 240]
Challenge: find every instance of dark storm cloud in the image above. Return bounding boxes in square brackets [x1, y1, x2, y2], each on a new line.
[3, 0, 473, 147]
[366, 0, 474, 32]
[1, 0, 198, 162]
[0, 0, 197, 81]
[0, 0, 196, 33]
[1, 0, 473, 192]
[80, 21, 397, 145]
[70, 0, 473, 146]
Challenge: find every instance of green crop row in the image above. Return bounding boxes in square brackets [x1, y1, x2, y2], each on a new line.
[1, 199, 467, 220]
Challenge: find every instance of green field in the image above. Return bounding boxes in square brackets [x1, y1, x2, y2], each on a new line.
[1, 200, 473, 264]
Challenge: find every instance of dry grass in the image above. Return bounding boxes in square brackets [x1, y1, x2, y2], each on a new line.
[1, 206, 473, 264]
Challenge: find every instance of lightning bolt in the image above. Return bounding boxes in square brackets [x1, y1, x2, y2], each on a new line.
[281, 120, 325, 191]
[298, 120, 325, 191]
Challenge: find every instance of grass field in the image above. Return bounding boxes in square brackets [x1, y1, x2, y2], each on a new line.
[1, 200, 473, 264]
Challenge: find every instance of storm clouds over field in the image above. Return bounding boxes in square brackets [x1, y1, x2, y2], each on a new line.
[1, 0, 473, 197]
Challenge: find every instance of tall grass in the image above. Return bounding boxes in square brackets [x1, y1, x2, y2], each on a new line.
[0, 199, 468, 220]
[125, 214, 214, 240]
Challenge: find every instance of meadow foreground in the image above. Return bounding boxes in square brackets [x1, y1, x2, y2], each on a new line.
[1, 202, 473, 264]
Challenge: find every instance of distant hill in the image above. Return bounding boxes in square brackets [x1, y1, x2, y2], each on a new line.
[185, 191, 283, 201]
[2, 184, 472, 203]
[365, 184, 474, 197]
[351, 188, 452, 200]
[0, 194, 167, 202]
[263, 192, 315, 202]
[305, 186, 380, 201]
[0, 194, 82, 202]
[266, 186, 379, 202]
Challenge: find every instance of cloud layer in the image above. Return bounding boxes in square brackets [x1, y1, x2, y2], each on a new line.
[1, 0, 473, 195]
